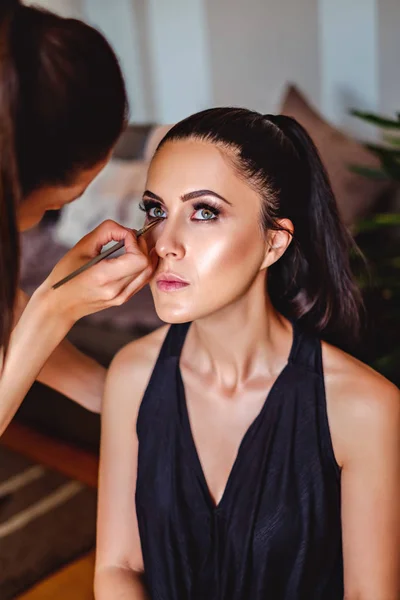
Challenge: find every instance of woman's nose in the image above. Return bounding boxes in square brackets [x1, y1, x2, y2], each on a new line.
[154, 220, 185, 260]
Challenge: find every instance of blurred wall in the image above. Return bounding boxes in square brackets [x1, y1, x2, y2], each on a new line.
[319, 0, 379, 138]
[24, 0, 84, 18]
[23, 0, 399, 128]
[378, 0, 400, 117]
[142, 0, 212, 123]
[205, 0, 320, 114]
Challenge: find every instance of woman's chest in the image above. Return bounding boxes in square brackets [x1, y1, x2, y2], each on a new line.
[180, 374, 275, 507]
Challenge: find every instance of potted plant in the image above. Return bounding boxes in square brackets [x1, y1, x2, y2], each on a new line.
[350, 110, 400, 385]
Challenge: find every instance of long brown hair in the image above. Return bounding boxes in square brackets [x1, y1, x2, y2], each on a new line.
[0, 0, 128, 357]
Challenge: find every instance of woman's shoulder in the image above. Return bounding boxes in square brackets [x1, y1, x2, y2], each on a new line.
[321, 341, 400, 467]
[113, 325, 170, 371]
[322, 341, 399, 408]
[104, 325, 170, 416]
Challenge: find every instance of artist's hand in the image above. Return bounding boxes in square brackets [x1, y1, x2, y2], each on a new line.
[38, 220, 158, 325]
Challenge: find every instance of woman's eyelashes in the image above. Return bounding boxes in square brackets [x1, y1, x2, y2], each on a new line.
[139, 199, 221, 222]
[139, 199, 166, 219]
[192, 201, 221, 221]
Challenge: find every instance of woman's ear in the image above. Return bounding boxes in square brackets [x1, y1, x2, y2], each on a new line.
[260, 218, 294, 270]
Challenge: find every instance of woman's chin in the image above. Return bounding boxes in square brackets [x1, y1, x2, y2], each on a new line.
[154, 301, 196, 325]
[156, 308, 192, 325]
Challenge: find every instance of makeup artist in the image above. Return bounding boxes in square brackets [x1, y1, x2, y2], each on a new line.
[0, 1, 156, 435]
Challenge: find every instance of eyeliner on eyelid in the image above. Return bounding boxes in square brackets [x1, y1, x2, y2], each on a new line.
[139, 199, 222, 218]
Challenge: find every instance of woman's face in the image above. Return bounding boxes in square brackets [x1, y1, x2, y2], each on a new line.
[17, 156, 110, 231]
[145, 139, 272, 324]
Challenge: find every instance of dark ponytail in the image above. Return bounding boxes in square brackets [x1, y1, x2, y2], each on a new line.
[157, 107, 363, 349]
[263, 114, 363, 349]
[0, 1, 128, 357]
[0, 0, 21, 359]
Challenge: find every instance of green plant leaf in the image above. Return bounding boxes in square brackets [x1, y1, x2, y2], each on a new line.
[364, 146, 400, 180]
[383, 134, 400, 146]
[355, 213, 400, 233]
[351, 109, 400, 129]
[388, 257, 400, 268]
[348, 165, 389, 180]
[380, 154, 400, 181]
[365, 143, 400, 157]
[373, 348, 400, 373]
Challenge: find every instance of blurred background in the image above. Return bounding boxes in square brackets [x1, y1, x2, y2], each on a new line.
[25, 0, 400, 130]
[18, 0, 400, 445]
[1, 2, 399, 598]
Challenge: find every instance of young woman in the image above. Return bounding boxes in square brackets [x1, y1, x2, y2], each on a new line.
[96, 108, 400, 599]
[0, 0, 157, 434]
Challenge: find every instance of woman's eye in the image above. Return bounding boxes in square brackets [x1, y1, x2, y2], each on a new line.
[193, 208, 217, 221]
[140, 200, 219, 222]
[149, 206, 166, 219]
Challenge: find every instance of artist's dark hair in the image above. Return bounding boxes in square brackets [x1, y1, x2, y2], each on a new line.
[0, 0, 128, 357]
[157, 107, 363, 349]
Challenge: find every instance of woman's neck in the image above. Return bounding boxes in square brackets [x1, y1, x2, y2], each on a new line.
[182, 275, 293, 392]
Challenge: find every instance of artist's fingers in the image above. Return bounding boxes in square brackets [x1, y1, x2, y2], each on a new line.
[77, 220, 142, 258]
[111, 248, 159, 304]
[90, 249, 150, 285]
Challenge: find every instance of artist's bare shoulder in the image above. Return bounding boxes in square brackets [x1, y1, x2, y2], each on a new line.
[104, 325, 170, 415]
[322, 341, 400, 466]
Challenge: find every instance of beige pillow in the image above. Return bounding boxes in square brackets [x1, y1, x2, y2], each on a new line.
[279, 84, 392, 225]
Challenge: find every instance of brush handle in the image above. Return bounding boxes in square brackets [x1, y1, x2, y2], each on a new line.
[52, 241, 125, 289]
[52, 219, 161, 290]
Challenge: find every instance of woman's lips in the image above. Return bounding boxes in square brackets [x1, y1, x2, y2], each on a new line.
[156, 272, 190, 292]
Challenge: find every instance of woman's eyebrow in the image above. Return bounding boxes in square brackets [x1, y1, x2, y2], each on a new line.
[142, 189, 232, 206]
[142, 190, 162, 201]
[181, 190, 232, 206]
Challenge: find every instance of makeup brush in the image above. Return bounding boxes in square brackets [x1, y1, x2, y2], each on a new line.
[52, 218, 162, 290]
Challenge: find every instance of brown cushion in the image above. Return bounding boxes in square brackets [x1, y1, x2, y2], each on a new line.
[113, 124, 154, 160]
[144, 124, 174, 160]
[279, 84, 392, 225]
